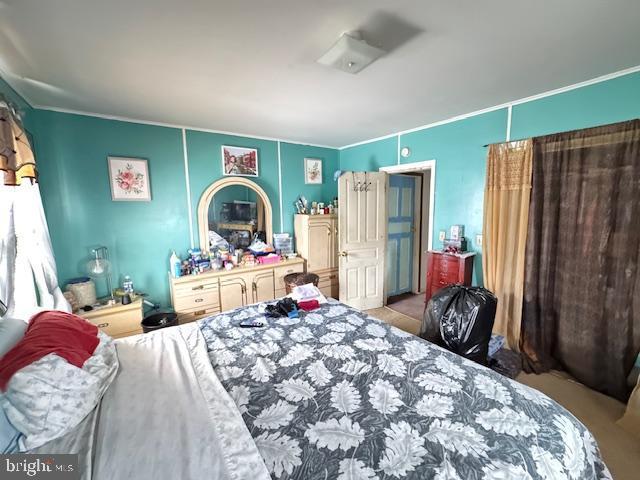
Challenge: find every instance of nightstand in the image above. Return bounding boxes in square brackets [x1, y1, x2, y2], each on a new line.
[425, 251, 476, 302]
[79, 298, 144, 339]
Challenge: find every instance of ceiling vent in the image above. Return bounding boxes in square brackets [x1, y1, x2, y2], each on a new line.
[317, 32, 385, 74]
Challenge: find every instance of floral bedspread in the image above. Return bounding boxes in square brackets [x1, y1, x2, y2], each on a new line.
[198, 300, 611, 480]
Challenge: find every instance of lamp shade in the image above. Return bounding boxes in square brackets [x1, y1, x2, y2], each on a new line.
[86, 257, 110, 277]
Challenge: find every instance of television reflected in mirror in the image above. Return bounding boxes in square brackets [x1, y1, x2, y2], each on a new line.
[208, 185, 266, 249]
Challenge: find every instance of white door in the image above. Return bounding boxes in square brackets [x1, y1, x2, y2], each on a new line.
[338, 172, 388, 310]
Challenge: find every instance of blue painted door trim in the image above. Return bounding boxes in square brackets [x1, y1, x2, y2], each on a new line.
[387, 175, 415, 296]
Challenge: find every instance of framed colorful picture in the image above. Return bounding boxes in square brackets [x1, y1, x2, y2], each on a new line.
[304, 158, 322, 184]
[222, 146, 258, 177]
[108, 157, 151, 201]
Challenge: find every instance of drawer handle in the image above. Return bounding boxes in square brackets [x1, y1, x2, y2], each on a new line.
[97, 322, 109, 328]
[329, 275, 337, 279]
[194, 310, 206, 316]
[192, 285, 204, 290]
[194, 298, 204, 303]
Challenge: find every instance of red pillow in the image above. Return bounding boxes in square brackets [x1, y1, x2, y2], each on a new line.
[0, 310, 100, 391]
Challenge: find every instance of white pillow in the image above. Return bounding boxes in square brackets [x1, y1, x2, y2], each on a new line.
[0, 318, 27, 359]
[0, 332, 118, 451]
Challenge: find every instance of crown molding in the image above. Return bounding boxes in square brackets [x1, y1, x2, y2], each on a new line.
[31, 104, 338, 149]
[339, 63, 640, 150]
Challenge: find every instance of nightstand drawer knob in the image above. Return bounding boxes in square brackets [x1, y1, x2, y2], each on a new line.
[97, 322, 109, 328]
[194, 298, 204, 303]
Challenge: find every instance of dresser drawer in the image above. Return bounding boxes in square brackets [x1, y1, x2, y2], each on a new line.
[434, 276, 457, 289]
[425, 251, 475, 302]
[178, 306, 221, 325]
[80, 299, 143, 339]
[174, 289, 220, 312]
[436, 254, 459, 273]
[173, 280, 219, 297]
[435, 268, 459, 284]
[274, 263, 305, 290]
[85, 310, 142, 338]
[317, 269, 338, 284]
[317, 269, 339, 299]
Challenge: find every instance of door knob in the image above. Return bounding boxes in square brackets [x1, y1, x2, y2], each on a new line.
[339, 251, 348, 257]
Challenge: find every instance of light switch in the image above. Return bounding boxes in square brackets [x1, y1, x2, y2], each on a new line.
[476, 234, 483, 247]
[438, 230, 446, 242]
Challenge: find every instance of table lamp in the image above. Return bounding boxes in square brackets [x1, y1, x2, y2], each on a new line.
[86, 246, 115, 304]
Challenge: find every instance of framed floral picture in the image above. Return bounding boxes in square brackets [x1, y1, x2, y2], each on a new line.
[222, 146, 258, 177]
[108, 157, 151, 201]
[304, 158, 322, 184]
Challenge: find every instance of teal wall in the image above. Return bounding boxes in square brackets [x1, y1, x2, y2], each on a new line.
[339, 70, 640, 286]
[340, 136, 398, 171]
[279, 142, 340, 234]
[31, 110, 190, 305]
[22, 108, 338, 306]
[510, 71, 640, 139]
[3, 68, 639, 304]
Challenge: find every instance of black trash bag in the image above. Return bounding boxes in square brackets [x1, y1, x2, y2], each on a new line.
[420, 285, 497, 365]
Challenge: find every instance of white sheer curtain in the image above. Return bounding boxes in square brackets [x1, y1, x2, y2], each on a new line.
[0, 182, 70, 320]
[0, 102, 69, 320]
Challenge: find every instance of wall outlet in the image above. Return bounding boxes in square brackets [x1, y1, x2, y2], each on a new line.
[476, 234, 483, 247]
[438, 230, 446, 242]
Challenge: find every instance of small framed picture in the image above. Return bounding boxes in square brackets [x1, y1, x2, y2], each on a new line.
[108, 157, 151, 201]
[222, 146, 258, 176]
[304, 158, 322, 184]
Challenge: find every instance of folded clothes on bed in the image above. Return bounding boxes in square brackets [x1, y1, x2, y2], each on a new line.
[297, 299, 319, 311]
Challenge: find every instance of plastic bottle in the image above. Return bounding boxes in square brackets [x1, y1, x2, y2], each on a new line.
[170, 251, 182, 278]
[123, 275, 134, 294]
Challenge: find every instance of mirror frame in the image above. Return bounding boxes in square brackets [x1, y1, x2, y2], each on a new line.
[197, 177, 273, 251]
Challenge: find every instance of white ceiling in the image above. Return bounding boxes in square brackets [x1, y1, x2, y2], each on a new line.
[1, 0, 639, 147]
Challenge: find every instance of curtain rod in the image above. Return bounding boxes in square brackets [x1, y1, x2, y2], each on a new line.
[483, 137, 530, 148]
[484, 118, 640, 147]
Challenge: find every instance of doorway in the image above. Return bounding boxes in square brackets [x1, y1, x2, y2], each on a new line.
[386, 174, 416, 297]
[380, 160, 435, 305]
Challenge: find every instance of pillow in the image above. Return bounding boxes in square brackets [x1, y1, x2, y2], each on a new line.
[0, 312, 119, 451]
[0, 406, 20, 454]
[0, 318, 27, 359]
[0, 310, 100, 390]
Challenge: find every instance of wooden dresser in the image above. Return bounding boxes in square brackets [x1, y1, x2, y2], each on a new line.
[295, 214, 339, 298]
[79, 298, 144, 338]
[169, 258, 305, 323]
[425, 251, 476, 302]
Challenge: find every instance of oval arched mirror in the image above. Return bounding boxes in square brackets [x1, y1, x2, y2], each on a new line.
[197, 177, 273, 251]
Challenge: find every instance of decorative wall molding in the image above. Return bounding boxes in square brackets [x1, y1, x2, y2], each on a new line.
[340, 64, 640, 150]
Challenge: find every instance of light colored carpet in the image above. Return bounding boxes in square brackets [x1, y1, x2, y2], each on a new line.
[366, 306, 421, 335]
[386, 293, 425, 321]
[366, 307, 640, 480]
[517, 371, 640, 480]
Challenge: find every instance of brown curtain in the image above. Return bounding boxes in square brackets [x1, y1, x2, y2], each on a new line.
[0, 101, 37, 185]
[483, 140, 532, 350]
[521, 119, 640, 401]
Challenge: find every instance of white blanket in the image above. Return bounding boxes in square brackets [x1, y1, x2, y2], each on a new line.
[31, 323, 270, 480]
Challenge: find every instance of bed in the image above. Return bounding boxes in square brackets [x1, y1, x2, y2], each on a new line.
[28, 300, 611, 479]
